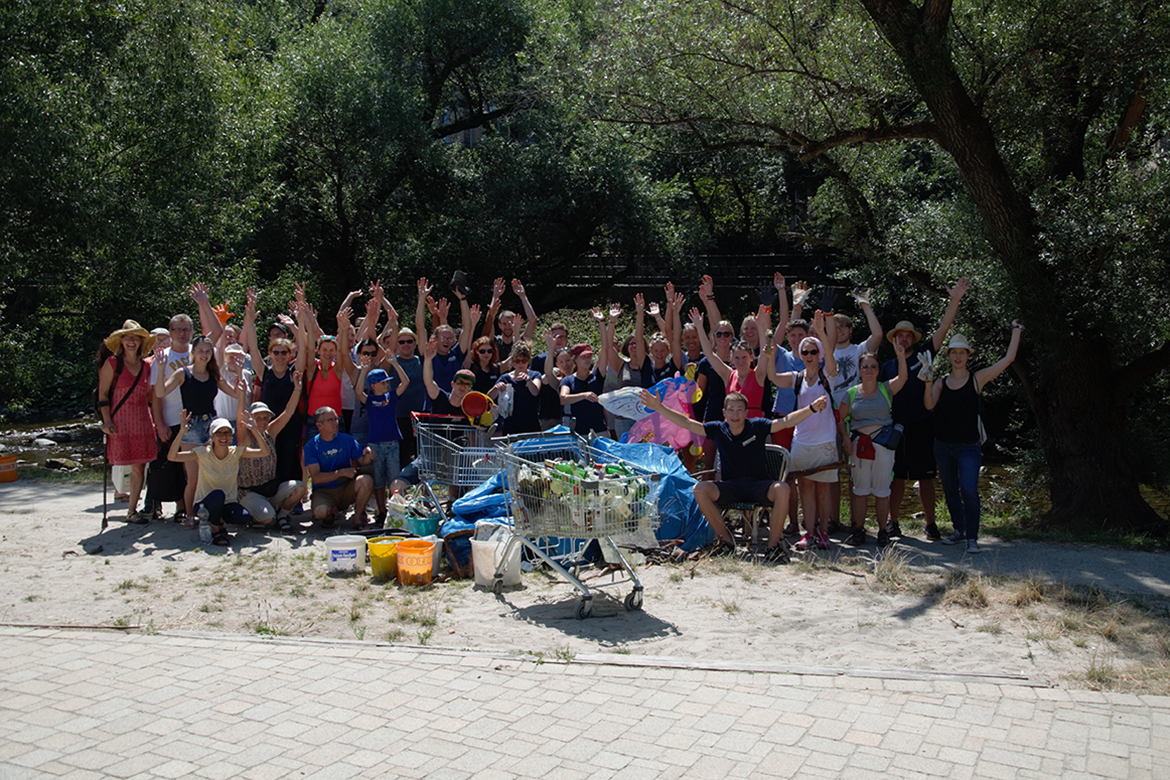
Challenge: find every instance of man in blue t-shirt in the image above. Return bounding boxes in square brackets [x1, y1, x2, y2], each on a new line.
[639, 390, 827, 562]
[304, 406, 374, 530]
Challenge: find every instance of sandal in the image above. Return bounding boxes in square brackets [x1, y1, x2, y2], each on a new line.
[352, 515, 369, 531]
[211, 527, 231, 546]
[126, 511, 149, 525]
[277, 516, 292, 533]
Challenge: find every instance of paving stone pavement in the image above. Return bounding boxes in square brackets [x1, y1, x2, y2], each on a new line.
[0, 626, 1167, 779]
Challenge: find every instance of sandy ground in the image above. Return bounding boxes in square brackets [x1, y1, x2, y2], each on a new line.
[2, 479, 1168, 690]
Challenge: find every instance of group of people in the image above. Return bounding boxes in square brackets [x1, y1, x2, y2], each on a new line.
[96, 271, 1021, 555]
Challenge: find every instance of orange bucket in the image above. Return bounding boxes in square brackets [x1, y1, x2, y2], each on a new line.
[0, 455, 17, 483]
[397, 539, 436, 586]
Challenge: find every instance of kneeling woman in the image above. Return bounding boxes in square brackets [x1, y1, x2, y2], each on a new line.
[168, 412, 271, 546]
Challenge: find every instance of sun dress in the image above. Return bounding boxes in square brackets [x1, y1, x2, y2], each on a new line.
[106, 355, 156, 465]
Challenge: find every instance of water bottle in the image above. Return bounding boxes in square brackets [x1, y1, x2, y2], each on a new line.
[197, 506, 212, 544]
[499, 384, 514, 418]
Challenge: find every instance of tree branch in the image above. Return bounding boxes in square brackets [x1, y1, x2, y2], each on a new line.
[1105, 71, 1148, 157]
[1115, 341, 1170, 403]
[797, 122, 939, 162]
[432, 102, 522, 140]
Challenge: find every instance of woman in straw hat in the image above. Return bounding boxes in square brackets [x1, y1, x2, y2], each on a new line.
[923, 321, 1024, 554]
[98, 320, 157, 523]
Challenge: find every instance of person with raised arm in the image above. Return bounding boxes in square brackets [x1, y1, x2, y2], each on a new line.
[881, 277, 969, 540]
[414, 277, 471, 393]
[482, 277, 538, 360]
[639, 388, 828, 561]
[168, 410, 270, 546]
[645, 292, 685, 385]
[236, 378, 307, 534]
[694, 306, 770, 419]
[923, 321, 1023, 554]
[245, 287, 308, 484]
[765, 310, 845, 551]
[489, 340, 543, 434]
[355, 351, 410, 526]
[839, 345, 908, 547]
[604, 295, 650, 439]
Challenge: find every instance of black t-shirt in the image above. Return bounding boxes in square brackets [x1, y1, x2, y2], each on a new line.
[499, 370, 542, 434]
[697, 357, 726, 422]
[703, 418, 773, 481]
[560, 368, 608, 435]
[881, 346, 931, 424]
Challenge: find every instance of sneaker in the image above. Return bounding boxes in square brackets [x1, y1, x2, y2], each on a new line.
[877, 528, 890, 547]
[763, 545, 789, 564]
[887, 521, 903, 538]
[845, 527, 866, 546]
[827, 519, 842, 534]
[966, 540, 981, 555]
[277, 516, 292, 533]
[816, 530, 831, 550]
[941, 530, 964, 545]
[783, 522, 800, 538]
[794, 533, 813, 551]
[924, 522, 942, 541]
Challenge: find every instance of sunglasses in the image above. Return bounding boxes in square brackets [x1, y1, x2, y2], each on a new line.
[454, 380, 473, 387]
[801, 349, 820, 356]
[513, 356, 530, 363]
[714, 331, 734, 338]
[398, 339, 415, 345]
[360, 350, 378, 357]
[271, 349, 290, 356]
[477, 348, 494, 355]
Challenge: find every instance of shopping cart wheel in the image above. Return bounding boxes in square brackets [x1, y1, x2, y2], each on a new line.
[575, 599, 593, 620]
[491, 578, 504, 595]
[624, 589, 643, 612]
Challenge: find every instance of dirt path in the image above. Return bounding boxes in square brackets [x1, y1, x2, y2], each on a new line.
[2, 479, 1168, 691]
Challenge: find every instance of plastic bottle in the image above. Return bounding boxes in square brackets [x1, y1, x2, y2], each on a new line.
[197, 506, 212, 544]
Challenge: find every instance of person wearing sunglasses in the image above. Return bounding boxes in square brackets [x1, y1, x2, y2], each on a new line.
[692, 306, 770, 420]
[244, 287, 310, 484]
[464, 336, 503, 393]
[490, 341, 543, 434]
[766, 310, 846, 551]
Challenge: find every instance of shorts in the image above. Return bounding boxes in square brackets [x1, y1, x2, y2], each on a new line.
[397, 461, 421, 486]
[850, 441, 896, 497]
[370, 440, 400, 489]
[181, 414, 214, 445]
[714, 479, 778, 505]
[311, 480, 358, 513]
[893, 418, 937, 480]
[789, 440, 839, 483]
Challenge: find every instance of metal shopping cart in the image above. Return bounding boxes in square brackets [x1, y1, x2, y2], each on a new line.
[498, 438, 662, 619]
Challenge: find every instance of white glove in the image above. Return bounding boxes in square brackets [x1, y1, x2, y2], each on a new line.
[851, 288, 872, 307]
[791, 287, 810, 307]
[917, 350, 934, 382]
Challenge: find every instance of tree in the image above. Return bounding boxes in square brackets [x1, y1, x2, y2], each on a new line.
[584, 0, 1170, 533]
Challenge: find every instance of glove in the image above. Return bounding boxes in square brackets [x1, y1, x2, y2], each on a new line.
[851, 288, 871, 307]
[917, 350, 934, 382]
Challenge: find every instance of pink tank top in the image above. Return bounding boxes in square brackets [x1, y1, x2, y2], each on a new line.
[307, 360, 343, 416]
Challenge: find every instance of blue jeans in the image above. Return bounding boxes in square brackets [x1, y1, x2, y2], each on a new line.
[370, 440, 400, 490]
[933, 441, 982, 540]
[193, 489, 251, 527]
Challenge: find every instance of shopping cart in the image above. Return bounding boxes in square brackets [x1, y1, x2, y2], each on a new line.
[498, 438, 662, 619]
[412, 413, 501, 488]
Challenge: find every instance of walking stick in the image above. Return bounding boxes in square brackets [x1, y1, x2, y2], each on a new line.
[102, 433, 110, 530]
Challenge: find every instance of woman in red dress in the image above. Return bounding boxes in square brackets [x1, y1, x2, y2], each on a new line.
[98, 320, 157, 523]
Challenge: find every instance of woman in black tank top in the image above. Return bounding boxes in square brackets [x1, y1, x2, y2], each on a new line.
[924, 322, 1023, 553]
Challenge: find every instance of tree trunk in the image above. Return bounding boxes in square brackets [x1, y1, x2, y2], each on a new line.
[861, 0, 1166, 534]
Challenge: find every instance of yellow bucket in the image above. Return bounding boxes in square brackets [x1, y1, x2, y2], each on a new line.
[368, 536, 404, 581]
[0, 455, 17, 483]
[397, 539, 436, 586]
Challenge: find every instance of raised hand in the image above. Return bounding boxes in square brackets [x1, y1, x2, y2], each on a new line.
[791, 281, 810, 307]
[947, 277, 969, 300]
[543, 328, 557, 348]
[664, 281, 676, 300]
[670, 291, 685, 311]
[493, 277, 507, 299]
[189, 282, 210, 305]
[511, 278, 526, 297]
[417, 277, 432, 299]
[435, 297, 451, 322]
[337, 306, 353, 324]
[699, 275, 714, 300]
[469, 304, 482, 327]
[774, 271, 786, 291]
[689, 307, 704, 327]
[423, 337, 438, 359]
[213, 302, 233, 324]
[425, 295, 439, 317]
[894, 342, 907, 360]
[590, 307, 604, 323]
[852, 288, 872, 307]
[1012, 319, 1024, 330]
[609, 303, 621, 321]
[245, 288, 257, 317]
[294, 282, 307, 304]
[634, 293, 645, 312]
[386, 304, 398, 327]
[648, 301, 660, 317]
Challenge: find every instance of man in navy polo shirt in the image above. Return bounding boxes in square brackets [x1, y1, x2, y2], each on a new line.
[639, 390, 827, 561]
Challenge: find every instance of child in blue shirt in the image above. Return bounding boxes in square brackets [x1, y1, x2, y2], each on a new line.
[356, 357, 410, 525]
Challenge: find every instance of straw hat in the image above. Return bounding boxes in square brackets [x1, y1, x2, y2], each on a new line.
[886, 320, 922, 344]
[104, 320, 156, 354]
[947, 333, 974, 354]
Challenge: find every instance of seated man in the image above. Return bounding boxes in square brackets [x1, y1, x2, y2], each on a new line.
[638, 389, 827, 561]
[304, 406, 375, 530]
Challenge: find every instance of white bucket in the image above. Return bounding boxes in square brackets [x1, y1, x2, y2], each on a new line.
[471, 538, 521, 588]
[421, 535, 445, 577]
[325, 535, 367, 575]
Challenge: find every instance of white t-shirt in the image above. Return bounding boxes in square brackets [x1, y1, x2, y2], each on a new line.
[831, 342, 866, 395]
[150, 347, 191, 427]
[215, 367, 253, 422]
[788, 371, 838, 446]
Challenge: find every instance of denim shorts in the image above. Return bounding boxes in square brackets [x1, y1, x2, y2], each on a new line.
[370, 440, 401, 490]
[182, 414, 214, 445]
